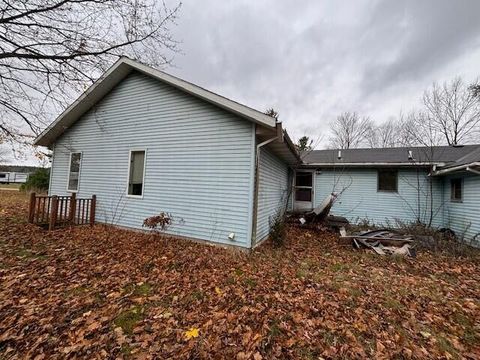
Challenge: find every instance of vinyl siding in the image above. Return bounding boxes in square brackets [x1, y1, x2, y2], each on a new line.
[255, 148, 289, 243]
[49, 71, 255, 248]
[313, 168, 443, 227]
[441, 174, 480, 246]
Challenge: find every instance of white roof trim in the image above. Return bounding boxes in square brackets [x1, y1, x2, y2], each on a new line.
[303, 162, 446, 167]
[433, 162, 480, 176]
[34, 57, 276, 146]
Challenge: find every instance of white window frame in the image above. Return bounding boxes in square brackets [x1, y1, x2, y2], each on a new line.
[67, 151, 82, 193]
[126, 148, 147, 199]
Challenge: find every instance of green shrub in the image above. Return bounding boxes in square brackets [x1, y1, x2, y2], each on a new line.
[20, 168, 50, 192]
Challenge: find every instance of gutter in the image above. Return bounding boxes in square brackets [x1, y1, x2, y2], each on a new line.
[304, 162, 445, 167]
[466, 165, 480, 175]
[433, 162, 480, 176]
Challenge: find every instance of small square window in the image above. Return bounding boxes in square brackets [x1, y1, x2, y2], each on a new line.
[450, 178, 462, 202]
[378, 170, 398, 192]
[128, 150, 145, 197]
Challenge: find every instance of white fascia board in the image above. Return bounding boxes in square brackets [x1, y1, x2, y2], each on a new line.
[34, 59, 132, 146]
[303, 162, 444, 167]
[433, 162, 480, 176]
[124, 58, 276, 128]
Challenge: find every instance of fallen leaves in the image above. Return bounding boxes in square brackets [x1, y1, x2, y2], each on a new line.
[0, 191, 479, 359]
[184, 327, 199, 340]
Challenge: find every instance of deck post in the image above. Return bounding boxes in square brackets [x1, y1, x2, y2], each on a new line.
[49, 195, 58, 231]
[69, 193, 77, 224]
[89, 195, 96, 226]
[28, 192, 36, 223]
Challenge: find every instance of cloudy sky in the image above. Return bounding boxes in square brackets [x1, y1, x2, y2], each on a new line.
[4, 0, 480, 165]
[167, 0, 480, 144]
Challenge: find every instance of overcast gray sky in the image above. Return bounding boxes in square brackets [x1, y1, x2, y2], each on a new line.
[168, 0, 480, 144]
[4, 0, 480, 166]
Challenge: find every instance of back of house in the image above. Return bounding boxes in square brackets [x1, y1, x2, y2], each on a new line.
[35, 57, 480, 248]
[35, 58, 299, 249]
[293, 146, 480, 245]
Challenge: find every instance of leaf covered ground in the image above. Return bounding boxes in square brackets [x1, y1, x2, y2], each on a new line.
[0, 191, 479, 359]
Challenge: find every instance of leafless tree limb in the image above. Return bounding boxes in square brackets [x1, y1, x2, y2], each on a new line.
[0, 0, 181, 145]
[328, 112, 373, 149]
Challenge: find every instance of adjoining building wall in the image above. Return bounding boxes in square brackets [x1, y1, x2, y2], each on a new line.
[50, 71, 256, 248]
[313, 168, 444, 227]
[255, 147, 290, 244]
[441, 173, 480, 246]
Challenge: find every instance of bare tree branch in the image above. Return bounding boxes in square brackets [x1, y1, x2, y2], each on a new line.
[328, 112, 373, 149]
[0, 0, 181, 145]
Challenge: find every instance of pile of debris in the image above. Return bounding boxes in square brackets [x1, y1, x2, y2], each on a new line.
[294, 194, 416, 258]
[340, 229, 416, 258]
[298, 193, 350, 231]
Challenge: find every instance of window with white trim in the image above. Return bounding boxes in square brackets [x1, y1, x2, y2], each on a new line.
[128, 150, 145, 196]
[450, 178, 462, 202]
[67, 152, 82, 192]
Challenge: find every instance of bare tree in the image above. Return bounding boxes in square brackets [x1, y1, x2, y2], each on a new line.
[396, 111, 445, 147]
[328, 112, 373, 149]
[367, 119, 401, 148]
[0, 0, 181, 143]
[422, 77, 480, 145]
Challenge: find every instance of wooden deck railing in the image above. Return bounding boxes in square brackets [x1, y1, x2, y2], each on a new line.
[28, 193, 96, 230]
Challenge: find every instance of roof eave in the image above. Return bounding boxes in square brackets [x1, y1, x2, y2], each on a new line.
[433, 162, 480, 176]
[300, 162, 444, 168]
[34, 57, 277, 147]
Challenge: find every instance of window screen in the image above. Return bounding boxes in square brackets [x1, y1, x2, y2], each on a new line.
[128, 150, 145, 196]
[377, 170, 398, 192]
[450, 178, 462, 202]
[68, 152, 82, 192]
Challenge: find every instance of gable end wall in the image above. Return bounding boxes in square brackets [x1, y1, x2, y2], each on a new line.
[49, 71, 255, 248]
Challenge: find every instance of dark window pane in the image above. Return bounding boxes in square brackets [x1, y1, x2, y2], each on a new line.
[128, 150, 145, 196]
[378, 170, 397, 192]
[295, 188, 312, 202]
[68, 152, 82, 191]
[296, 172, 312, 187]
[451, 179, 462, 201]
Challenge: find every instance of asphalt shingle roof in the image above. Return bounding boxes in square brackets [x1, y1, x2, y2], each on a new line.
[302, 145, 480, 165]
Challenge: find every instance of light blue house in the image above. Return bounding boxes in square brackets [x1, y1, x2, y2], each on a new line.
[298, 147, 480, 245]
[34, 57, 299, 249]
[35, 58, 480, 248]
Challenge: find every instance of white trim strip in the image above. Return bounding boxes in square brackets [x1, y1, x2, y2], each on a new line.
[126, 148, 147, 199]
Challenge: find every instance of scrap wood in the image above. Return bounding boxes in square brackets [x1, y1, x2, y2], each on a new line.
[347, 229, 416, 257]
[302, 193, 337, 223]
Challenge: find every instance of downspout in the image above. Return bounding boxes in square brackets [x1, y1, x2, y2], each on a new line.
[250, 125, 282, 246]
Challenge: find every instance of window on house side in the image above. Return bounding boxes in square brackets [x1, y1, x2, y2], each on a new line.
[128, 150, 145, 196]
[377, 170, 398, 192]
[450, 178, 462, 202]
[67, 152, 82, 192]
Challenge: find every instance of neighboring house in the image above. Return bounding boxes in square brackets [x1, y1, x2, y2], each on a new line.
[34, 57, 300, 249]
[34, 57, 480, 248]
[0, 165, 39, 184]
[297, 146, 480, 244]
